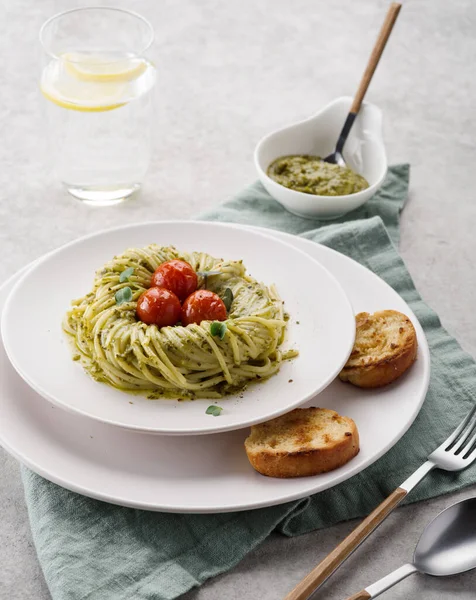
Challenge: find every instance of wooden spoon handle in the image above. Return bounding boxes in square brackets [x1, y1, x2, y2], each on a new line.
[283, 487, 407, 600]
[350, 2, 402, 114]
[346, 591, 372, 600]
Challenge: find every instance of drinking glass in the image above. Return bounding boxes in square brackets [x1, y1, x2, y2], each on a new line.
[40, 7, 156, 205]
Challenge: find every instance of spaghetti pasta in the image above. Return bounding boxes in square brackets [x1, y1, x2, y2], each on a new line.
[63, 245, 297, 399]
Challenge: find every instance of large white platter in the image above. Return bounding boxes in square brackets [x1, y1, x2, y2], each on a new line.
[0, 227, 430, 513]
[1, 221, 355, 435]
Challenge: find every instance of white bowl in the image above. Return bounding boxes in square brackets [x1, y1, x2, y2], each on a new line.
[254, 96, 387, 220]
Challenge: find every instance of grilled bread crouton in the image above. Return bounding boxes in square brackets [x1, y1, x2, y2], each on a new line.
[339, 310, 417, 388]
[244, 407, 359, 478]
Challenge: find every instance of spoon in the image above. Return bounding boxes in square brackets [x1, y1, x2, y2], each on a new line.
[325, 2, 401, 168]
[346, 497, 476, 599]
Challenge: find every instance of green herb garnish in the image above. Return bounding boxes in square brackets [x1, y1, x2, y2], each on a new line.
[115, 286, 132, 305]
[210, 321, 227, 340]
[206, 405, 223, 416]
[222, 288, 234, 312]
[119, 267, 134, 283]
[197, 270, 221, 288]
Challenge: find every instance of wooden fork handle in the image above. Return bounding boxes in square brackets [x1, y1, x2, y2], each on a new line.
[350, 2, 402, 114]
[346, 591, 372, 600]
[283, 487, 407, 600]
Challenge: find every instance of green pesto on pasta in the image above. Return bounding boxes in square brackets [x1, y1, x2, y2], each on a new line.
[63, 244, 297, 399]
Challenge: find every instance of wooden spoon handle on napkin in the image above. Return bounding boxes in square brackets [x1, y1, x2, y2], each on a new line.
[283, 487, 407, 600]
[346, 591, 372, 600]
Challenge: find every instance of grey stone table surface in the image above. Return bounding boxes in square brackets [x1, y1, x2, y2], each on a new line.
[1, 0, 476, 598]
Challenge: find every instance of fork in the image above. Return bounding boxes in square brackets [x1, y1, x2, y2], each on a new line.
[284, 403, 476, 600]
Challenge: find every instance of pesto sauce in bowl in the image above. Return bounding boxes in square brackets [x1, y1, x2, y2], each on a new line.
[267, 154, 369, 196]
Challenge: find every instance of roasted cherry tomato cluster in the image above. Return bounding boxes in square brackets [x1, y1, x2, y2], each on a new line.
[136, 260, 227, 328]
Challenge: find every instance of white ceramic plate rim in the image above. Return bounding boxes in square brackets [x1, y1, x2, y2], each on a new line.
[1, 221, 355, 435]
[0, 227, 431, 513]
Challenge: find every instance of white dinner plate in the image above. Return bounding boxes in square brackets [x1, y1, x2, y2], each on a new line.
[0, 227, 430, 513]
[1, 221, 355, 435]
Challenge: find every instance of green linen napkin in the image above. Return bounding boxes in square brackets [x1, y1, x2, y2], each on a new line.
[21, 165, 476, 600]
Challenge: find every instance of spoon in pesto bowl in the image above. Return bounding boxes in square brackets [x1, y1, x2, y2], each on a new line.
[254, 3, 401, 220]
[325, 2, 401, 168]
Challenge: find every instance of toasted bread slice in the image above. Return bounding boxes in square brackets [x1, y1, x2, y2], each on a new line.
[339, 310, 417, 388]
[244, 407, 359, 478]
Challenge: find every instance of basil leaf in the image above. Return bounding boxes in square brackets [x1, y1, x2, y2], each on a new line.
[222, 288, 234, 312]
[210, 321, 227, 340]
[206, 405, 223, 416]
[115, 286, 133, 305]
[119, 267, 134, 283]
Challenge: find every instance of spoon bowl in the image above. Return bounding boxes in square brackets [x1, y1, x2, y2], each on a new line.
[254, 97, 387, 220]
[414, 497, 476, 577]
[324, 150, 346, 168]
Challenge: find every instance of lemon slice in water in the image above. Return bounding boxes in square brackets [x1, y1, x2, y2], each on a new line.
[40, 53, 150, 112]
[63, 52, 148, 83]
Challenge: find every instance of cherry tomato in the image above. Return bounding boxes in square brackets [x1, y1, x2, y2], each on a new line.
[181, 290, 227, 326]
[136, 287, 182, 327]
[151, 260, 198, 302]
